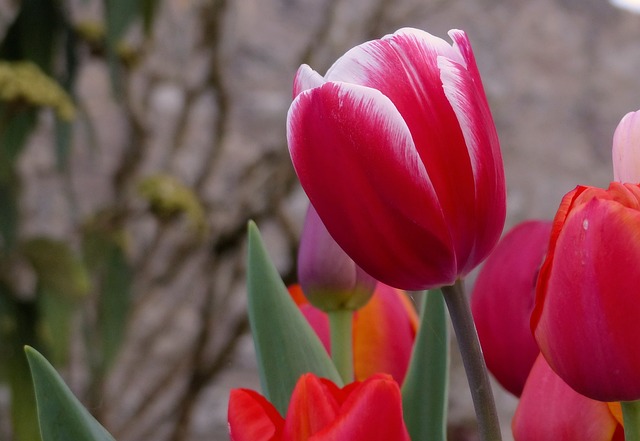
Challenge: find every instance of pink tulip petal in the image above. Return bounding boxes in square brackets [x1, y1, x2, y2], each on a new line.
[288, 80, 455, 289]
[612, 110, 640, 183]
[310, 374, 410, 441]
[535, 192, 640, 401]
[228, 389, 283, 441]
[283, 373, 340, 441]
[512, 355, 621, 441]
[353, 284, 417, 383]
[439, 30, 505, 273]
[324, 28, 484, 270]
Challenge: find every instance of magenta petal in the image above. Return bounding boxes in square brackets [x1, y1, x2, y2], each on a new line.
[438, 50, 505, 273]
[326, 28, 486, 270]
[288, 81, 455, 290]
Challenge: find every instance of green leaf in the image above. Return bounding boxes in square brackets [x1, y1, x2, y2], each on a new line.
[0, 105, 37, 181]
[0, 0, 61, 73]
[23, 238, 91, 365]
[246, 221, 341, 415]
[37, 286, 78, 366]
[140, 0, 161, 35]
[25, 346, 116, 441]
[23, 238, 91, 300]
[97, 245, 132, 368]
[402, 289, 450, 441]
[1, 287, 42, 441]
[105, 0, 139, 49]
[9, 346, 42, 441]
[0, 178, 20, 250]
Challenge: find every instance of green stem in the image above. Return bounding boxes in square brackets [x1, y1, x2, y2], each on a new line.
[442, 279, 502, 441]
[402, 289, 449, 441]
[622, 401, 640, 441]
[328, 309, 354, 384]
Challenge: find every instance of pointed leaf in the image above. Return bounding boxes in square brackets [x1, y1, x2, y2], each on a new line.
[25, 346, 116, 441]
[1, 287, 41, 441]
[23, 237, 91, 300]
[98, 245, 132, 368]
[402, 289, 449, 441]
[247, 221, 341, 415]
[23, 238, 91, 365]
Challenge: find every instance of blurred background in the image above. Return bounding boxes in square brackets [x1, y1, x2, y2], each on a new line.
[0, 0, 639, 440]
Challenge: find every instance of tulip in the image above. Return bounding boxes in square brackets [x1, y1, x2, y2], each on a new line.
[512, 354, 624, 441]
[228, 373, 410, 441]
[532, 182, 640, 402]
[288, 283, 418, 383]
[298, 204, 376, 311]
[287, 27, 505, 291]
[612, 109, 640, 183]
[471, 220, 551, 396]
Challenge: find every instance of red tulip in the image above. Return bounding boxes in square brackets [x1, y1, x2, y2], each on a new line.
[298, 204, 376, 311]
[287, 28, 505, 290]
[289, 283, 418, 383]
[612, 109, 640, 183]
[471, 220, 551, 397]
[532, 182, 640, 401]
[512, 354, 624, 441]
[228, 373, 410, 441]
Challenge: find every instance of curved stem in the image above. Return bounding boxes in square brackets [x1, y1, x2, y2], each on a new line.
[442, 279, 502, 441]
[328, 309, 354, 384]
[622, 401, 640, 441]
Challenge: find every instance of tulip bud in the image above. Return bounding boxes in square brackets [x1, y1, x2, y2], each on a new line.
[471, 220, 551, 397]
[612, 109, 640, 183]
[297, 204, 376, 312]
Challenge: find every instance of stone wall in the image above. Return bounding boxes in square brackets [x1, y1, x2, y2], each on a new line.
[2, 0, 640, 440]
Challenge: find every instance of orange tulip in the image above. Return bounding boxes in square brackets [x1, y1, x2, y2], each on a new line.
[289, 283, 418, 383]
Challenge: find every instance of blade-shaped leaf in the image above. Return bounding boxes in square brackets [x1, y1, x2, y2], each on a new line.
[24, 237, 91, 365]
[1, 287, 42, 441]
[25, 346, 116, 441]
[37, 286, 78, 366]
[23, 237, 91, 300]
[246, 221, 341, 415]
[402, 289, 450, 441]
[97, 244, 132, 368]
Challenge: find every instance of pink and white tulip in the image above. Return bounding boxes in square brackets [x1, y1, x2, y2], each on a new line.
[612, 109, 640, 183]
[287, 28, 505, 290]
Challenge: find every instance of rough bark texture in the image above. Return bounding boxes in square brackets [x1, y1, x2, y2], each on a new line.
[1, 0, 640, 440]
